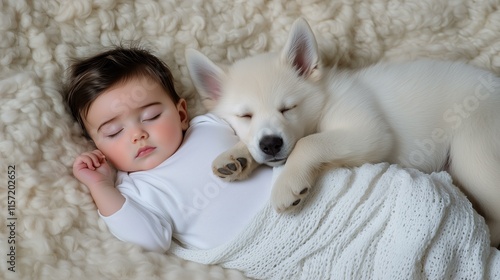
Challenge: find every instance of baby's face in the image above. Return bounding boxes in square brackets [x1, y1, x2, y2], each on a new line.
[84, 76, 189, 172]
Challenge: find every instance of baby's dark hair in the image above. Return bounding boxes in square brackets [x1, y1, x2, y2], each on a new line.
[64, 46, 180, 139]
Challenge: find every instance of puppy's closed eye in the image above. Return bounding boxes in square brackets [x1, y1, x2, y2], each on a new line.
[237, 113, 253, 119]
[280, 105, 297, 114]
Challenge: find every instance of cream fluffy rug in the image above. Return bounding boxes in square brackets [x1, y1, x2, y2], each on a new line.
[1, 0, 500, 279]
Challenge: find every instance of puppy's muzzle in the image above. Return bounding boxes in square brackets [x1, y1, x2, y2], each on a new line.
[259, 135, 283, 156]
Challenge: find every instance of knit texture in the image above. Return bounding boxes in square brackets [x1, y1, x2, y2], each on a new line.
[171, 163, 500, 280]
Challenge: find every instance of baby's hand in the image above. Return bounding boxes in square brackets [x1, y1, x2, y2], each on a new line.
[73, 150, 115, 188]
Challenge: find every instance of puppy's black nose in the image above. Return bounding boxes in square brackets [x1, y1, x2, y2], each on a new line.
[259, 136, 283, 156]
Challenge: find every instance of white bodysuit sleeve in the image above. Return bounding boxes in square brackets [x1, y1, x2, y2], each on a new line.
[99, 195, 173, 253]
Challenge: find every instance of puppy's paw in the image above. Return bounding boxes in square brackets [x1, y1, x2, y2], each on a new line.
[212, 154, 251, 181]
[271, 170, 313, 212]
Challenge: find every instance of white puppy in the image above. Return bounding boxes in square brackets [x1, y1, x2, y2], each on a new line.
[186, 18, 500, 246]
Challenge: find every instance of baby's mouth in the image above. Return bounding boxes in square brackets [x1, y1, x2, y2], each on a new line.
[136, 146, 156, 158]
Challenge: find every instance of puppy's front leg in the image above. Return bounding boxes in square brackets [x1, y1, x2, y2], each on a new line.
[212, 141, 260, 181]
[272, 129, 392, 212]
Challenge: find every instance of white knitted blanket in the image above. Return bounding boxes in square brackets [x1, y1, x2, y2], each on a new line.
[171, 163, 500, 280]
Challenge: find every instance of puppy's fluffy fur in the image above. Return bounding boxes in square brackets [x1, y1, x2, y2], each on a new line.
[186, 18, 500, 246]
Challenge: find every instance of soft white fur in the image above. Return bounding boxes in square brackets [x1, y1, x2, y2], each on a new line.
[186, 18, 500, 246]
[1, 0, 500, 279]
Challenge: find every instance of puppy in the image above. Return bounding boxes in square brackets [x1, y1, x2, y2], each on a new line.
[186, 18, 500, 246]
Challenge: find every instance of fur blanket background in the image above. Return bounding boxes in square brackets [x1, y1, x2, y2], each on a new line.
[1, 0, 500, 279]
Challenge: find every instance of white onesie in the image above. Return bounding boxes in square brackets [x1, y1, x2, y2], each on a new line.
[100, 114, 272, 252]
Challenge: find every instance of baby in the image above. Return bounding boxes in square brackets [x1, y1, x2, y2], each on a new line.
[65, 46, 272, 252]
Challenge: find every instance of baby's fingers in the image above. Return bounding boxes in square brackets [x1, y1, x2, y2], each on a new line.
[91, 150, 106, 162]
[76, 156, 97, 170]
[76, 152, 101, 170]
[90, 150, 108, 166]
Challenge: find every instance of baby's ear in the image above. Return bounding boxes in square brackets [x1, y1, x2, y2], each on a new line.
[177, 98, 189, 130]
[185, 49, 227, 109]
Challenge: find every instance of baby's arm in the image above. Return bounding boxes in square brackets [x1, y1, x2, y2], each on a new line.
[73, 150, 171, 252]
[100, 197, 173, 252]
[72, 149, 125, 216]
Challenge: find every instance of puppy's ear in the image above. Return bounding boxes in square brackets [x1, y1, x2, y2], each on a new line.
[185, 49, 226, 110]
[281, 18, 321, 81]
